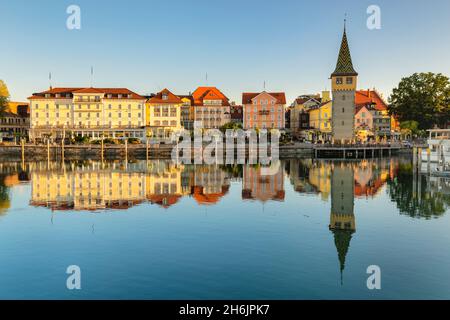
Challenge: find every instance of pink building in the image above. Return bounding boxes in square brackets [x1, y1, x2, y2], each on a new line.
[242, 91, 286, 130]
[354, 105, 374, 131]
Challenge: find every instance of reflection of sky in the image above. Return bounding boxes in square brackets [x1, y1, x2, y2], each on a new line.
[0, 163, 449, 299]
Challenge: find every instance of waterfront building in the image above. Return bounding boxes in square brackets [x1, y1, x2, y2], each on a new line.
[28, 87, 146, 142]
[146, 88, 183, 140]
[331, 24, 358, 143]
[0, 102, 30, 142]
[230, 105, 243, 126]
[354, 104, 374, 142]
[355, 89, 392, 139]
[192, 87, 231, 129]
[290, 94, 322, 136]
[307, 92, 332, 142]
[242, 91, 286, 130]
[178, 94, 195, 131]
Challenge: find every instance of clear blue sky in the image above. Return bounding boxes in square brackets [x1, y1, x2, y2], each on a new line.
[1, 0, 449, 104]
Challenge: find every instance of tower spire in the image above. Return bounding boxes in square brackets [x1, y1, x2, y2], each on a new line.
[331, 19, 358, 77]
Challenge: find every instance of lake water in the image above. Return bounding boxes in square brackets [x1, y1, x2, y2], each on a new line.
[0, 158, 449, 299]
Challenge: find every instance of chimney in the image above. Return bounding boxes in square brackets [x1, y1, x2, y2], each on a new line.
[368, 89, 371, 98]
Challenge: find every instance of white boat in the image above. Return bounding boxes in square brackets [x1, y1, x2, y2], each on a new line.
[421, 129, 450, 163]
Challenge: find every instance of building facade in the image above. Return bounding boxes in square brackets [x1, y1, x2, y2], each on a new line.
[0, 102, 30, 142]
[331, 26, 358, 143]
[355, 89, 392, 138]
[242, 91, 286, 130]
[146, 88, 183, 140]
[192, 87, 231, 129]
[28, 87, 146, 142]
[179, 95, 194, 131]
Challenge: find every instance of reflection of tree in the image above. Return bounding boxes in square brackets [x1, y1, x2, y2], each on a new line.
[220, 164, 243, 179]
[0, 175, 11, 215]
[387, 164, 450, 219]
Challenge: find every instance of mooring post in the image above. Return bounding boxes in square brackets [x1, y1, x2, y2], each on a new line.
[125, 139, 128, 163]
[146, 138, 149, 162]
[101, 137, 104, 162]
[21, 138, 25, 165]
[47, 139, 50, 162]
[61, 139, 65, 163]
[427, 148, 431, 174]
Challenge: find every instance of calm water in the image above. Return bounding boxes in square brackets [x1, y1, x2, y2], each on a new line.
[0, 158, 449, 299]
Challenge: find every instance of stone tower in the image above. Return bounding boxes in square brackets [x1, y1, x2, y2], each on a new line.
[331, 23, 358, 143]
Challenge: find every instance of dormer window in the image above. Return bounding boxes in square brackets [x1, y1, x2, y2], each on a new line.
[55, 94, 60, 98]
[107, 94, 112, 99]
[118, 94, 122, 99]
[162, 94, 168, 100]
[127, 94, 132, 99]
[66, 94, 71, 98]
[45, 94, 51, 98]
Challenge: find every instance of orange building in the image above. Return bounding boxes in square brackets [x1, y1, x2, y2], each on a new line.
[242, 164, 285, 202]
[355, 89, 395, 137]
[242, 91, 286, 130]
[192, 87, 231, 129]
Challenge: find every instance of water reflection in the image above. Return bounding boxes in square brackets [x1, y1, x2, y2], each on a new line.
[0, 158, 448, 219]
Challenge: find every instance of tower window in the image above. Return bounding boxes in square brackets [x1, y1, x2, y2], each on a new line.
[346, 77, 353, 84]
[336, 77, 343, 84]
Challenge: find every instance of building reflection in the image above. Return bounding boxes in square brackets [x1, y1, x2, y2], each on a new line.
[242, 162, 285, 202]
[329, 162, 355, 284]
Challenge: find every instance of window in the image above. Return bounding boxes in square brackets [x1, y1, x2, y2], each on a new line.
[346, 77, 353, 84]
[342, 108, 345, 113]
[336, 77, 343, 84]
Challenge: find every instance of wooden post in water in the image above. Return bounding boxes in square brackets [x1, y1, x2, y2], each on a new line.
[47, 139, 50, 163]
[427, 148, 431, 174]
[61, 139, 65, 163]
[101, 137, 104, 163]
[125, 139, 128, 163]
[146, 138, 149, 162]
[21, 138, 25, 164]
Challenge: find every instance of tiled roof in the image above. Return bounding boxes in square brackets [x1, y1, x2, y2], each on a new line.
[355, 90, 388, 111]
[331, 27, 358, 77]
[147, 88, 183, 104]
[192, 87, 230, 106]
[28, 87, 145, 100]
[242, 92, 286, 105]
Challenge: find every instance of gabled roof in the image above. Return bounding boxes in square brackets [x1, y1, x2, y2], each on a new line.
[242, 91, 286, 105]
[147, 88, 182, 104]
[331, 26, 358, 77]
[355, 90, 388, 111]
[192, 87, 230, 106]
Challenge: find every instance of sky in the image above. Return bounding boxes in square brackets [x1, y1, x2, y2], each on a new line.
[1, 0, 449, 104]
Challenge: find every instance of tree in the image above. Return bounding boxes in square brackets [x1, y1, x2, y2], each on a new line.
[219, 122, 243, 133]
[0, 80, 10, 117]
[388, 73, 450, 129]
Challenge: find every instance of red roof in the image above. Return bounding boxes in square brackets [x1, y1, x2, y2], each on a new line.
[28, 87, 145, 100]
[192, 87, 230, 106]
[355, 90, 388, 111]
[242, 92, 286, 105]
[148, 88, 182, 104]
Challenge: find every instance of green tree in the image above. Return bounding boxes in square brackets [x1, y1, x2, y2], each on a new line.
[0, 80, 10, 117]
[219, 122, 243, 133]
[388, 73, 450, 129]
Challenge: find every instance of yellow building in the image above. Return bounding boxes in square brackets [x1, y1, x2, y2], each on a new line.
[28, 87, 146, 142]
[308, 94, 332, 142]
[146, 88, 183, 140]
